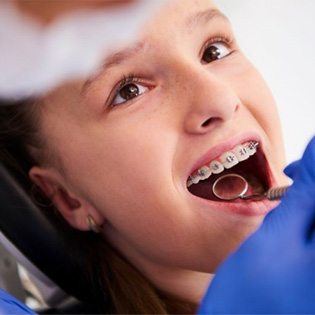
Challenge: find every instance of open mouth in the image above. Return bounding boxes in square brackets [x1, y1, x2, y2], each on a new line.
[187, 141, 271, 202]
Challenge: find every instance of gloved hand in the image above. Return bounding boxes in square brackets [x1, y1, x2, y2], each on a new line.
[0, 289, 36, 315]
[199, 136, 315, 314]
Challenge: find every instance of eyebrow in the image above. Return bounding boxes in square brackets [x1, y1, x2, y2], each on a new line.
[81, 8, 228, 96]
[81, 41, 145, 95]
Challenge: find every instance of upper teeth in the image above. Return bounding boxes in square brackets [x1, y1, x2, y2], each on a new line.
[187, 141, 258, 187]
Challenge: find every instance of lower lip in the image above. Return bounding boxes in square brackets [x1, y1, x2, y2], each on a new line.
[190, 193, 278, 216]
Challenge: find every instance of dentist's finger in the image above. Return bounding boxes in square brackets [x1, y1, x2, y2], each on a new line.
[263, 136, 315, 240]
[291, 136, 315, 191]
[284, 160, 300, 180]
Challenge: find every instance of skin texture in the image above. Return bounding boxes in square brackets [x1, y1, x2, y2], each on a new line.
[29, 0, 288, 304]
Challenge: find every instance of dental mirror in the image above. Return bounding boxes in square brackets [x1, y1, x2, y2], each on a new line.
[212, 173, 248, 200]
[212, 173, 290, 201]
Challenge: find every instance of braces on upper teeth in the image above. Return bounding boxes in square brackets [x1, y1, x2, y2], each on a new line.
[187, 141, 259, 187]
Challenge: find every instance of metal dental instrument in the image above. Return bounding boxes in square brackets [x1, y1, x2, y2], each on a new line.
[212, 173, 290, 201]
[212, 174, 249, 201]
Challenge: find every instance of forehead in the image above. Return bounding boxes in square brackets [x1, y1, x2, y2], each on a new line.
[144, 0, 219, 31]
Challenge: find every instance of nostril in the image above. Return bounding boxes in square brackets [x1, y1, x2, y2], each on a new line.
[201, 117, 220, 128]
[201, 104, 239, 128]
[201, 117, 214, 128]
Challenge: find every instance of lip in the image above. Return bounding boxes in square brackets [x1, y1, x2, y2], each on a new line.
[184, 131, 278, 216]
[189, 192, 278, 216]
[186, 131, 263, 180]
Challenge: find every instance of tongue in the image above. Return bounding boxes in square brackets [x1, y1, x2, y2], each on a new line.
[245, 173, 266, 196]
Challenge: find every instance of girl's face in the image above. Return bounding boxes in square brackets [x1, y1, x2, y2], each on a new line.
[32, 0, 287, 299]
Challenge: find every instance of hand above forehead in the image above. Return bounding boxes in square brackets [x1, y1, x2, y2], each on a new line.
[13, 0, 136, 25]
[198, 136, 315, 314]
[0, 0, 162, 100]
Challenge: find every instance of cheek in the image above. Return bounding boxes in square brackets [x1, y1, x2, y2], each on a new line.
[59, 113, 176, 215]
[218, 56, 286, 176]
[226, 57, 283, 144]
[241, 65, 287, 181]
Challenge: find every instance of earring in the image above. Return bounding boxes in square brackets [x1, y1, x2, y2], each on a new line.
[86, 214, 103, 234]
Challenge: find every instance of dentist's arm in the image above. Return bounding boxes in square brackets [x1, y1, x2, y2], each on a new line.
[199, 136, 315, 314]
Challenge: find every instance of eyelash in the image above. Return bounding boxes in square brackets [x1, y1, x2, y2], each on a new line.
[202, 34, 234, 56]
[109, 34, 234, 107]
[207, 34, 233, 46]
[108, 74, 144, 107]
[118, 74, 139, 90]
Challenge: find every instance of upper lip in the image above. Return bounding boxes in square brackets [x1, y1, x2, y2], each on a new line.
[186, 131, 263, 181]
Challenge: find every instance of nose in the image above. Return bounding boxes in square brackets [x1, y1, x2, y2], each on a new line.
[182, 67, 239, 134]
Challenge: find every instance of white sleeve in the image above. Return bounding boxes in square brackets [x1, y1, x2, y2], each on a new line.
[0, 0, 163, 101]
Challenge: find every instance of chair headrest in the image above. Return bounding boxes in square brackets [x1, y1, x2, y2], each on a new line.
[0, 163, 96, 304]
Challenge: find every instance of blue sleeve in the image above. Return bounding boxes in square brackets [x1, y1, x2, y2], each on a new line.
[0, 289, 37, 315]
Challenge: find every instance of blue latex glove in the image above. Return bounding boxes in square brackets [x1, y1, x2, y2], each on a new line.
[199, 136, 315, 314]
[0, 289, 36, 315]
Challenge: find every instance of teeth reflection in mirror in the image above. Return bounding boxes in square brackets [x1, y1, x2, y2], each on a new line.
[220, 151, 238, 169]
[209, 160, 225, 174]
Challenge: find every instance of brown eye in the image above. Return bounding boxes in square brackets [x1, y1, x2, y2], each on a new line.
[120, 83, 139, 101]
[112, 82, 148, 106]
[202, 42, 231, 63]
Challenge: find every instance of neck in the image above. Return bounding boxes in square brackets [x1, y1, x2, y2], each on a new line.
[139, 262, 214, 305]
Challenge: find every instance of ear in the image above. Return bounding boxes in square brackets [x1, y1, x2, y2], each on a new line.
[29, 166, 105, 231]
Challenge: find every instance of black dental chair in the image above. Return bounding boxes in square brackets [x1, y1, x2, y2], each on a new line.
[0, 162, 108, 314]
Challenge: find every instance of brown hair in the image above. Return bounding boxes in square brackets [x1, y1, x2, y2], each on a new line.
[0, 99, 197, 314]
